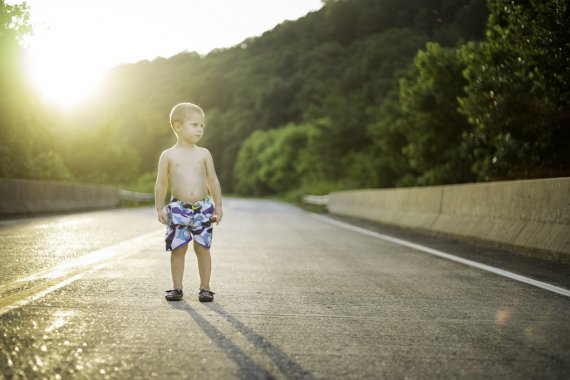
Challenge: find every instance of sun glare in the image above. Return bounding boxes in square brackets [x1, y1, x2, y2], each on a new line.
[18, 0, 323, 109]
[25, 54, 106, 109]
[20, 2, 112, 110]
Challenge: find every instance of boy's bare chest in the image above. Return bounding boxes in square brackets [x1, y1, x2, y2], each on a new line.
[170, 153, 206, 175]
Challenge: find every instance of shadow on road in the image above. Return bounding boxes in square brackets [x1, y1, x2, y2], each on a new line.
[205, 302, 315, 380]
[168, 300, 274, 379]
[168, 301, 314, 379]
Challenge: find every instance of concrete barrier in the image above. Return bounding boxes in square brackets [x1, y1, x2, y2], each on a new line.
[119, 189, 154, 202]
[327, 177, 570, 264]
[0, 178, 120, 216]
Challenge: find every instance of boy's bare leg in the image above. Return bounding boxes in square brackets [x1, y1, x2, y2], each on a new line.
[194, 241, 211, 290]
[171, 244, 188, 289]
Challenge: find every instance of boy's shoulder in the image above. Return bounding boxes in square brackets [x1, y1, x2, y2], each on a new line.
[161, 144, 178, 153]
[196, 146, 211, 155]
[159, 146, 175, 160]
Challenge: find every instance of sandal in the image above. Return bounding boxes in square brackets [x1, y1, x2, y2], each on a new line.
[165, 288, 183, 301]
[198, 288, 215, 302]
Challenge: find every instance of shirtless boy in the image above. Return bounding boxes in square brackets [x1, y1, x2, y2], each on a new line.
[155, 102, 223, 302]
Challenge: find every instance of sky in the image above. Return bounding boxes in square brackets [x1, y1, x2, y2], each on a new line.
[10, 0, 323, 107]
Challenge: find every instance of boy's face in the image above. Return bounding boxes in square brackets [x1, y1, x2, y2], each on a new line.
[175, 112, 205, 143]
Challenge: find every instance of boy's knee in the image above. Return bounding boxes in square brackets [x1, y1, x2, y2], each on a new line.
[194, 244, 210, 254]
[172, 245, 188, 255]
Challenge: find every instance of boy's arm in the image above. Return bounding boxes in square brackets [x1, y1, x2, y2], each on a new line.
[155, 151, 170, 224]
[204, 149, 223, 224]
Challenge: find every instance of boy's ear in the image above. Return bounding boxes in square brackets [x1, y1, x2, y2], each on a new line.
[173, 121, 182, 131]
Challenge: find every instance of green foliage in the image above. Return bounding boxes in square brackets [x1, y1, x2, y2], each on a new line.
[397, 42, 475, 185]
[0, 0, 31, 158]
[458, 0, 570, 180]
[0, 0, 30, 81]
[0, 1, 78, 183]
[235, 123, 317, 195]
[60, 115, 140, 184]
[30, 151, 75, 181]
[367, 89, 413, 187]
[234, 130, 274, 196]
[126, 171, 157, 193]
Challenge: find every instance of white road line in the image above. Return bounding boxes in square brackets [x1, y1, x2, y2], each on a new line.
[0, 230, 162, 316]
[310, 214, 570, 298]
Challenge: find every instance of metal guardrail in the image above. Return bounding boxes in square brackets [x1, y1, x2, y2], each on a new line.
[119, 191, 329, 205]
[119, 189, 154, 202]
[302, 194, 329, 206]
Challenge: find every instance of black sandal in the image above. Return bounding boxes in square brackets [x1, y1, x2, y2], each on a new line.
[165, 288, 183, 301]
[198, 288, 215, 302]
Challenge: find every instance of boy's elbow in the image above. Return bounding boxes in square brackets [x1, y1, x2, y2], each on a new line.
[155, 179, 167, 190]
[208, 178, 221, 192]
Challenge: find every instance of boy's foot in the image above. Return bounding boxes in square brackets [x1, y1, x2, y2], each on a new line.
[165, 288, 183, 301]
[198, 288, 215, 302]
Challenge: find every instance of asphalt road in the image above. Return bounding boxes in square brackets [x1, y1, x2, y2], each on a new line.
[0, 198, 569, 379]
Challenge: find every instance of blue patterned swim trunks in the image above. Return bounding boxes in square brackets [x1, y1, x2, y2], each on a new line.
[165, 196, 215, 251]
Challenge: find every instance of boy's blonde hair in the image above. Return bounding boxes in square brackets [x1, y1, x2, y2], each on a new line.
[169, 102, 205, 128]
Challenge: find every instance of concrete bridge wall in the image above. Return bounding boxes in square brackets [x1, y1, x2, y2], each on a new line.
[327, 177, 570, 263]
[0, 178, 120, 216]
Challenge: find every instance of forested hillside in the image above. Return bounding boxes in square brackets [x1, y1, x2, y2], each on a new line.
[1, 0, 568, 197]
[89, 0, 490, 193]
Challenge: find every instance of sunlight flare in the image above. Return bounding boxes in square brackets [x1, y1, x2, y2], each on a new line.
[25, 53, 106, 108]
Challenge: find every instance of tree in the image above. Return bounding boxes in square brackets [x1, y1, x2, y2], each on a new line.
[1, 1, 75, 181]
[458, 0, 570, 180]
[60, 115, 140, 184]
[234, 123, 317, 195]
[398, 42, 475, 185]
[367, 88, 414, 188]
[0, 1, 32, 178]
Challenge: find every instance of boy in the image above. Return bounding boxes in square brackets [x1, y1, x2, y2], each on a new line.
[155, 102, 223, 302]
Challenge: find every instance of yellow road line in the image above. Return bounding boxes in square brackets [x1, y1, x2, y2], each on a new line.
[0, 230, 162, 316]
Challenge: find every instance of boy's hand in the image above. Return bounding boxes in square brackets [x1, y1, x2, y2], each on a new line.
[211, 208, 223, 225]
[157, 208, 169, 224]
